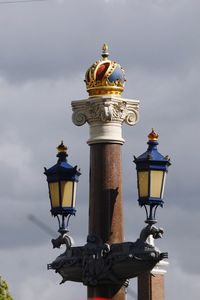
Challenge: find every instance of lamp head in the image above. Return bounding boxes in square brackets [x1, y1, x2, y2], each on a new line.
[134, 130, 171, 223]
[44, 142, 81, 220]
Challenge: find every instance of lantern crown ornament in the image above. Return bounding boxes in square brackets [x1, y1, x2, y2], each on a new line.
[44, 141, 81, 220]
[84, 43, 126, 97]
[148, 129, 159, 141]
[134, 129, 171, 212]
[57, 140, 67, 153]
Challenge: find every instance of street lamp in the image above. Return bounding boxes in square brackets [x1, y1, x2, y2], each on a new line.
[134, 129, 171, 224]
[44, 46, 170, 300]
[45, 135, 169, 284]
[44, 141, 81, 234]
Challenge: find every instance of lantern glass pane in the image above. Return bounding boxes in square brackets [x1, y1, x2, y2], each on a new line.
[138, 171, 149, 197]
[161, 172, 166, 199]
[49, 182, 60, 208]
[150, 170, 164, 198]
[61, 181, 73, 208]
[73, 182, 77, 207]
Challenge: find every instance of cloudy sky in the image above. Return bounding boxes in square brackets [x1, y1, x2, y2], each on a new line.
[0, 0, 200, 299]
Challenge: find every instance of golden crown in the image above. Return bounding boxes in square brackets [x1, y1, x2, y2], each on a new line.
[84, 44, 126, 97]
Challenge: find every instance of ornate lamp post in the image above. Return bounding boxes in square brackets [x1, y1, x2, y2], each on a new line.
[44, 45, 170, 300]
[134, 130, 171, 300]
[44, 141, 81, 248]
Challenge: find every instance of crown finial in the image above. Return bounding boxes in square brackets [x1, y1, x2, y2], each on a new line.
[101, 43, 109, 59]
[57, 141, 68, 154]
[85, 44, 125, 97]
[148, 129, 159, 141]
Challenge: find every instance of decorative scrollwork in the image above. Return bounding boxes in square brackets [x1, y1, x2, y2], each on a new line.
[124, 110, 138, 125]
[72, 111, 87, 126]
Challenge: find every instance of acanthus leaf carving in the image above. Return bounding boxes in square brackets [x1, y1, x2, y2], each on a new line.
[71, 97, 139, 127]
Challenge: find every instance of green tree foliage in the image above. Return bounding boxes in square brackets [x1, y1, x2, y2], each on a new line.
[0, 277, 13, 300]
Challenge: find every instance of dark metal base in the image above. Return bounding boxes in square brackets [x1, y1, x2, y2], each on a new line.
[48, 224, 167, 286]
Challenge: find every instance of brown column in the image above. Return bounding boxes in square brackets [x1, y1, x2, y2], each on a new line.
[88, 143, 125, 300]
[138, 273, 165, 300]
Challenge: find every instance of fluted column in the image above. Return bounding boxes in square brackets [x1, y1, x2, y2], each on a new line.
[72, 95, 139, 300]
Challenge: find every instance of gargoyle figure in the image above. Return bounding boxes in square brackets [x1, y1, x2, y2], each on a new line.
[83, 235, 110, 258]
[82, 235, 111, 286]
[139, 224, 164, 243]
[51, 233, 73, 250]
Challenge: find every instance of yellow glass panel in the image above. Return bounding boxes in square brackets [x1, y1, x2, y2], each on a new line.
[150, 170, 164, 198]
[73, 182, 77, 207]
[161, 172, 166, 199]
[49, 183, 60, 208]
[138, 171, 149, 197]
[61, 181, 73, 208]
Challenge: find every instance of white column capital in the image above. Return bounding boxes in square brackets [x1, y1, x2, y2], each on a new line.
[71, 96, 140, 144]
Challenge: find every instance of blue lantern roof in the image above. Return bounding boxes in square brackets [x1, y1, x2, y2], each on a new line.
[134, 130, 171, 171]
[44, 142, 81, 182]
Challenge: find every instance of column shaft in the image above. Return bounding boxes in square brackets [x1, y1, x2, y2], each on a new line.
[138, 273, 164, 300]
[88, 143, 125, 300]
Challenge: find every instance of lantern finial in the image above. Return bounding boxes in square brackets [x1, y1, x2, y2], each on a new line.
[57, 141, 68, 154]
[148, 129, 159, 141]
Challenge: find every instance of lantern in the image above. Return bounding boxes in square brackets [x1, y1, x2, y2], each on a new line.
[134, 130, 171, 223]
[44, 142, 81, 231]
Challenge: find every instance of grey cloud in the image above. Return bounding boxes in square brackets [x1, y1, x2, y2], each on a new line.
[0, 1, 200, 82]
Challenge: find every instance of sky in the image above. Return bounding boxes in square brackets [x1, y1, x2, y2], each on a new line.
[0, 0, 200, 299]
